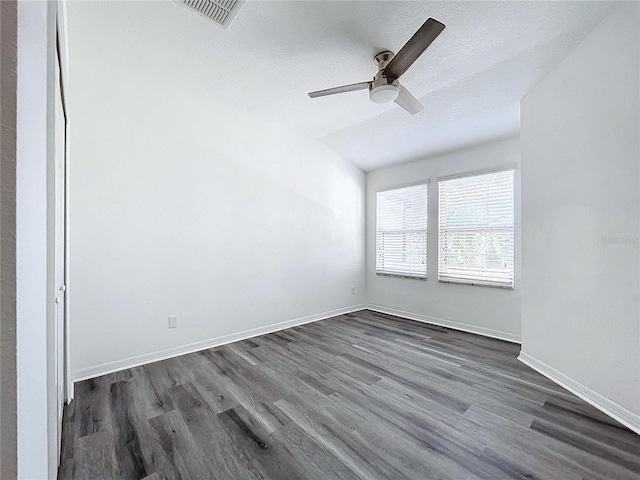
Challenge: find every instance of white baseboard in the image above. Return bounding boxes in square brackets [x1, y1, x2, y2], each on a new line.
[518, 352, 640, 435]
[72, 304, 366, 384]
[366, 304, 521, 344]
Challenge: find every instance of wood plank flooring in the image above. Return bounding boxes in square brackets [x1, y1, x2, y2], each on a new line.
[59, 310, 640, 479]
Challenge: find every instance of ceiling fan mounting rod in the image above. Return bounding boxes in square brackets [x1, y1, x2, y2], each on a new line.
[374, 50, 395, 71]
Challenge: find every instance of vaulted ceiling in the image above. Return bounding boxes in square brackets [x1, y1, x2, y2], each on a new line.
[67, 1, 620, 171]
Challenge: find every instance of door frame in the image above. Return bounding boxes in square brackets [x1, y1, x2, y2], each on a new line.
[55, 0, 72, 405]
[53, 21, 68, 467]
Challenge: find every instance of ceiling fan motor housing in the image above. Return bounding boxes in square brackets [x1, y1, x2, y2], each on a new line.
[369, 51, 399, 103]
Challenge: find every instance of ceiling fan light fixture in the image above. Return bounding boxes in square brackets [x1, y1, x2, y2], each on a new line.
[369, 84, 399, 104]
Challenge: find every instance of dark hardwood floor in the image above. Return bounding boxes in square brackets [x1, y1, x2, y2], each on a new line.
[59, 310, 640, 479]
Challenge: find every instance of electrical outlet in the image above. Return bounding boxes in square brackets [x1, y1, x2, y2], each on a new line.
[169, 315, 178, 329]
[351, 286, 356, 295]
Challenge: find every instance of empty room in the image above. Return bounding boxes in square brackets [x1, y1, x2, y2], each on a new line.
[2, 0, 639, 479]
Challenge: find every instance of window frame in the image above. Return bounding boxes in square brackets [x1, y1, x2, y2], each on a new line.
[437, 167, 515, 289]
[375, 181, 429, 280]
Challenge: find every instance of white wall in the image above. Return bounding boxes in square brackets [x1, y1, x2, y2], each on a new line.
[366, 137, 521, 342]
[16, 0, 58, 478]
[68, 69, 366, 378]
[520, 3, 640, 430]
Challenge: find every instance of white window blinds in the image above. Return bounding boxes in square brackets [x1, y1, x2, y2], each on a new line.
[376, 184, 428, 279]
[438, 169, 514, 288]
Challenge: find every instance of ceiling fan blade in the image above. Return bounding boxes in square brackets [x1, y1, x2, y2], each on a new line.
[383, 18, 445, 80]
[394, 84, 423, 114]
[308, 81, 371, 98]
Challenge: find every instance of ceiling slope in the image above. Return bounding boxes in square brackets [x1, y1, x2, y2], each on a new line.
[67, 1, 621, 171]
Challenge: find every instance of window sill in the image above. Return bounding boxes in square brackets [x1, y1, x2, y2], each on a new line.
[376, 272, 427, 281]
[438, 277, 514, 289]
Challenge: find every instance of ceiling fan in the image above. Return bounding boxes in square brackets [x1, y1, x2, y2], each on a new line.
[308, 18, 445, 115]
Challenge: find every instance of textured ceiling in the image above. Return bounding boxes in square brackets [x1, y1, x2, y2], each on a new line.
[67, 1, 621, 171]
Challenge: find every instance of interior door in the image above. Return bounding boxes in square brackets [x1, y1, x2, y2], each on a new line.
[54, 30, 67, 462]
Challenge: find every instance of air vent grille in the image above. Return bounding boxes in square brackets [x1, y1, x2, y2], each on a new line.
[177, 0, 244, 29]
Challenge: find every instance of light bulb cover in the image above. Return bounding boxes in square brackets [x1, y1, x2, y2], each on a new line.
[369, 84, 399, 104]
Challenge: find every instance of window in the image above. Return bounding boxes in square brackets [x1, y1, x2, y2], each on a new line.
[438, 169, 515, 288]
[376, 183, 428, 279]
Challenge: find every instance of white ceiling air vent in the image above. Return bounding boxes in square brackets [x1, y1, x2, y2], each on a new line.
[176, 0, 244, 29]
